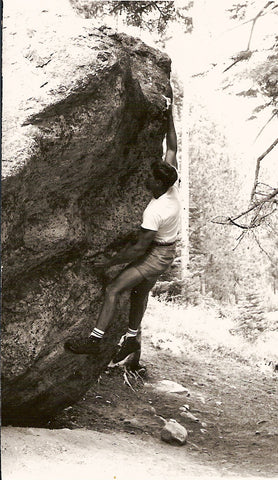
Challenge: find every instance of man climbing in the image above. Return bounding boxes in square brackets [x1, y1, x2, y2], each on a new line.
[65, 98, 181, 363]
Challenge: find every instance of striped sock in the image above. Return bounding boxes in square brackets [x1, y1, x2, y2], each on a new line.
[126, 328, 138, 338]
[90, 328, 105, 340]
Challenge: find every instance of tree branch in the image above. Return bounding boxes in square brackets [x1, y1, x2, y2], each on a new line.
[246, 1, 273, 49]
[153, 2, 163, 15]
[223, 1, 277, 72]
[212, 188, 278, 229]
[254, 110, 278, 142]
[223, 50, 252, 73]
[228, 218, 254, 229]
[233, 188, 278, 221]
[252, 231, 275, 264]
[226, 1, 278, 33]
[250, 137, 278, 201]
[232, 231, 246, 250]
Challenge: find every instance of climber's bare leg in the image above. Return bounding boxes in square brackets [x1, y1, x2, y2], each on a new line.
[111, 276, 158, 365]
[95, 266, 145, 332]
[65, 266, 146, 354]
[128, 277, 158, 330]
[122, 277, 158, 369]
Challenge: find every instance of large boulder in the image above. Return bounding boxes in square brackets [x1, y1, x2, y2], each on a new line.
[2, 8, 172, 425]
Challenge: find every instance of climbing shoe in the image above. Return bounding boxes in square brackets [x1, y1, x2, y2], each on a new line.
[112, 336, 140, 364]
[64, 336, 100, 355]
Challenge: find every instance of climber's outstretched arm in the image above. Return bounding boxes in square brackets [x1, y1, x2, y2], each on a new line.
[164, 105, 178, 169]
[93, 228, 156, 269]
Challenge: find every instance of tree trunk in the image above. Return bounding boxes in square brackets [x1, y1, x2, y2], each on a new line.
[179, 84, 190, 278]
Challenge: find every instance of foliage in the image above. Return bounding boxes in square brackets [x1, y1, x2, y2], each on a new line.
[188, 105, 244, 303]
[227, 2, 248, 20]
[196, 2, 278, 300]
[209, 1, 278, 258]
[145, 295, 278, 366]
[70, 0, 193, 34]
[233, 288, 267, 341]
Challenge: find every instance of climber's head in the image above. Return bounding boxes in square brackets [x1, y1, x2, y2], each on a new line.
[145, 160, 177, 198]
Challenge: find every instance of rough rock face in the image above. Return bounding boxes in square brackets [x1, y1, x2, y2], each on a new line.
[2, 10, 172, 425]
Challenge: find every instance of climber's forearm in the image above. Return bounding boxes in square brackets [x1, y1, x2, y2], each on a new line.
[165, 108, 178, 168]
[166, 109, 177, 154]
[95, 243, 146, 269]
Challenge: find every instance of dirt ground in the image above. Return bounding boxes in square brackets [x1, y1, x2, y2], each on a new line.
[3, 331, 277, 480]
[2, 425, 225, 480]
[51, 337, 278, 477]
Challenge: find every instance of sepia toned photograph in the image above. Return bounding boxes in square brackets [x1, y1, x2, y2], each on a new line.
[1, 1, 278, 479]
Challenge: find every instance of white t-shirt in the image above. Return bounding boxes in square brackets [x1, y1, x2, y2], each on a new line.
[141, 181, 181, 243]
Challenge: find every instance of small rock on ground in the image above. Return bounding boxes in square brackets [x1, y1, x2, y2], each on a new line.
[161, 419, 188, 445]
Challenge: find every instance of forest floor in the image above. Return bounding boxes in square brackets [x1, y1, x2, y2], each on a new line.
[2, 297, 278, 480]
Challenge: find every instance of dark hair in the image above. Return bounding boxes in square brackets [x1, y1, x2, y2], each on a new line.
[151, 160, 178, 190]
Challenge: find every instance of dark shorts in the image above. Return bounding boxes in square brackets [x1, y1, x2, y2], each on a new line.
[131, 244, 176, 281]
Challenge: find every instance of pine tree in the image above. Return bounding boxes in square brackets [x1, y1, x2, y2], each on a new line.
[235, 286, 266, 341]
